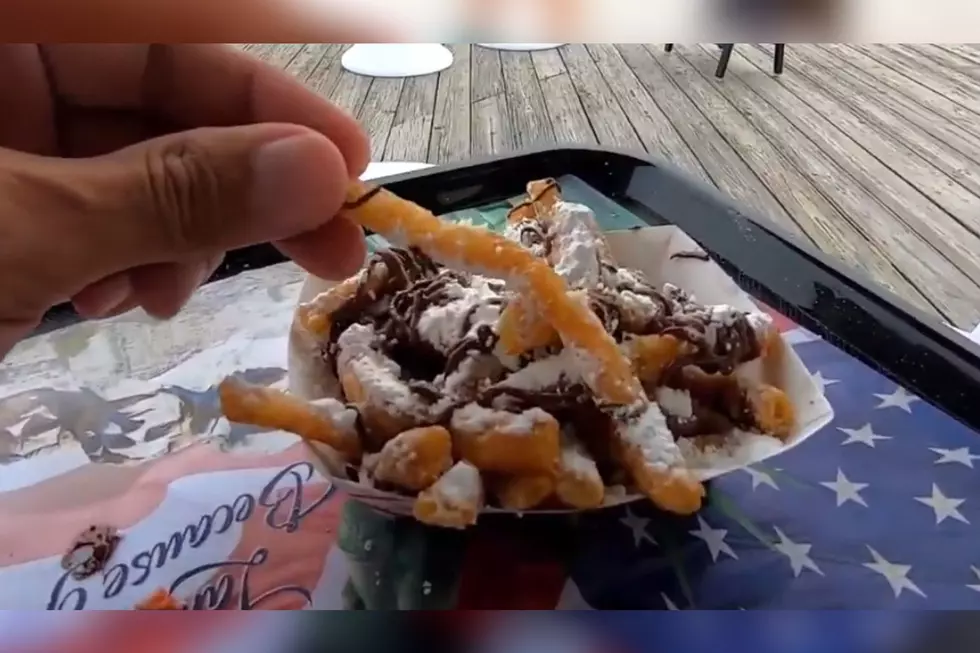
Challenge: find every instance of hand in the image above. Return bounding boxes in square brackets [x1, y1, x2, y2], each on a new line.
[0, 44, 372, 359]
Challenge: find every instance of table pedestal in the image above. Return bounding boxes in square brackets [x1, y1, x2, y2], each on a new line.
[341, 44, 453, 78]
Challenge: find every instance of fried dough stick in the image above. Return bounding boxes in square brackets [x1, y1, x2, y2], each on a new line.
[218, 378, 362, 460]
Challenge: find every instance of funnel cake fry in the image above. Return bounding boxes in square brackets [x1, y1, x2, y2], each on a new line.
[218, 378, 362, 460]
[556, 431, 605, 509]
[491, 474, 555, 510]
[413, 460, 484, 529]
[372, 426, 454, 492]
[449, 403, 561, 476]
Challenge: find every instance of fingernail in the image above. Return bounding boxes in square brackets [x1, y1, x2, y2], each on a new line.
[251, 134, 334, 236]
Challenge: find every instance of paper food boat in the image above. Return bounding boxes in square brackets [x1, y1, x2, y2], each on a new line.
[289, 226, 834, 516]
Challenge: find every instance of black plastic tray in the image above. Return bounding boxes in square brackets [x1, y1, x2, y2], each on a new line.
[35, 146, 980, 432]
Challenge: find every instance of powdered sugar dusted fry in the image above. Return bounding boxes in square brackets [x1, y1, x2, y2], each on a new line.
[218, 378, 361, 460]
[491, 474, 555, 510]
[450, 403, 561, 476]
[496, 295, 561, 355]
[614, 403, 704, 515]
[413, 461, 484, 529]
[296, 274, 361, 338]
[373, 426, 453, 492]
[556, 431, 605, 509]
[336, 323, 435, 448]
[340, 180, 643, 406]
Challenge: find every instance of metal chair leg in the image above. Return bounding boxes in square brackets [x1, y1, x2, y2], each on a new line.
[773, 43, 785, 75]
[715, 44, 735, 78]
[665, 44, 674, 52]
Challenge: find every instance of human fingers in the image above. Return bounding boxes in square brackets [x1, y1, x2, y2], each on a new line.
[36, 44, 371, 176]
[72, 254, 223, 320]
[0, 122, 355, 312]
[275, 215, 367, 281]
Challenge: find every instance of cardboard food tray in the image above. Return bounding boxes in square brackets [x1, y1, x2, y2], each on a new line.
[289, 226, 834, 516]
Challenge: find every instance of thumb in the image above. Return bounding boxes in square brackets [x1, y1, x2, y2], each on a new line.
[26, 123, 350, 278]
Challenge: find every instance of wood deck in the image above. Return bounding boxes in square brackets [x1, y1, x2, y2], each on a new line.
[245, 43, 980, 328]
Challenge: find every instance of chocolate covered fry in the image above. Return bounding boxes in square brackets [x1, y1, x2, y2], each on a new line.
[413, 461, 484, 529]
[218, 378, 362, 460]
[339, 180, 643, 406]
[373, 426, 453, 492]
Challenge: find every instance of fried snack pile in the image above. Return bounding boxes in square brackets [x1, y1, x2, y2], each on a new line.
[219, 178, 795, 529]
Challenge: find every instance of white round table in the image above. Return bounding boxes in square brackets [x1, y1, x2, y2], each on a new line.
[360, 161, 434, 182]
[341, 45, 453, 78]
[477, 44, 565, 51]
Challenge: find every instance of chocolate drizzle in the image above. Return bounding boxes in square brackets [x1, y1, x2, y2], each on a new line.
[661, 366, 756, 438]
[661, 310, 762, 375]
[342, 185, 382, 210]
[670, 250, 710, 261]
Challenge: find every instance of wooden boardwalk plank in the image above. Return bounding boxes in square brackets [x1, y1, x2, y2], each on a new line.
[786, 45, 980, 198]
[559, 44, 643, 150]
[328, 68, 373, 118]
[282, 44, 340, 83]
[678, 45, 964, 322]
[471, 45, 504, 102]
[725, 45, 980, 292]
[531, 48, 565, 80]
[384, 72, 439, 161]
[799, 44, 980, 167]
[587, 44, 711, 186]
[430, 45, 472, 165]
[537, 72, 597, 147]
[664, 47, 879, 255]
[500, 51, 556, 149]
[906, 44, 980, 83]
[934, 44, 980, 69]
[472, 93, 515, 157]
[616, 44, 793, 232]
[744, 45, 980, 241]
[357, 77, 405, 161]
[825, 44, 980, 134]
[883, 45, 980, 111]
[306, 45, 353, 100]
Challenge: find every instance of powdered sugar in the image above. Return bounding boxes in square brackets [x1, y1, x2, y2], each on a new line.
[495, 348, 583, 391]
[416, 282, 502, 353]
[550, 202, 603, 289]
[619, 402, 685, 470]
[560, 430, 599, 480]
[655, 387, 694, 419]
[336, 324, 427, 415]
[434, 460, 482, 504]
[677, 429, 767, 470]
[451, 403, 551, 435]
[309, 397, 359, 433]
